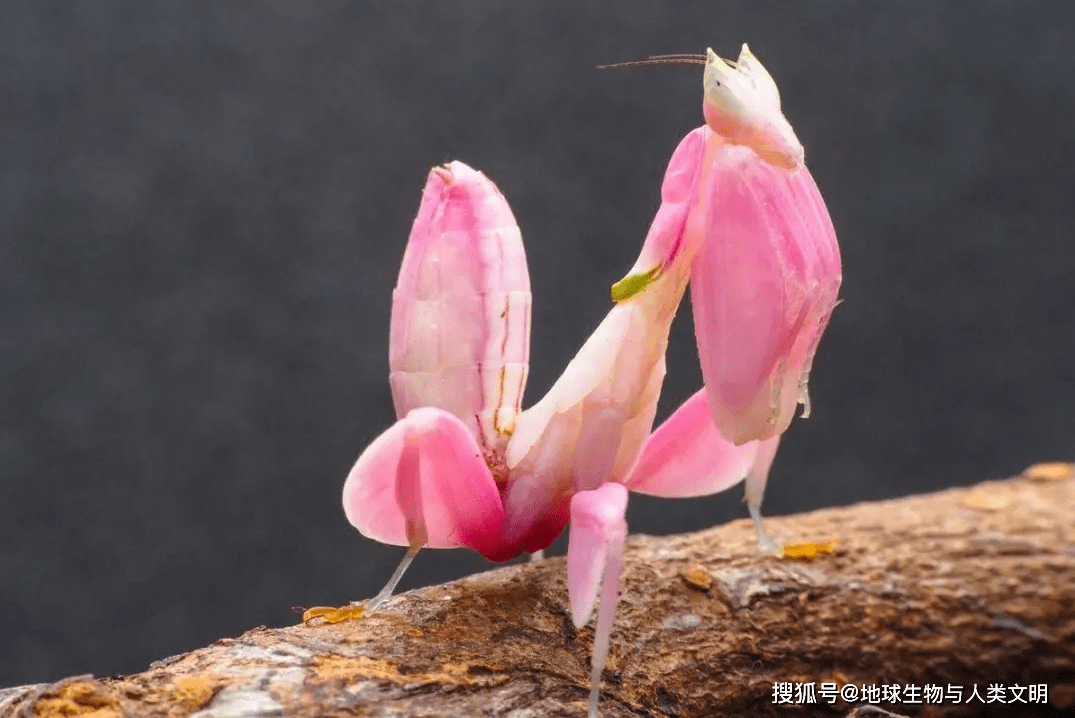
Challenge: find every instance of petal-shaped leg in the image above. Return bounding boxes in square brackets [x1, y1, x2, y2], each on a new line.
[625, 388, 760, 498]
[625, 388, 783, 553]
[341, 407, 507, 563]
[567, 483, 628, 718]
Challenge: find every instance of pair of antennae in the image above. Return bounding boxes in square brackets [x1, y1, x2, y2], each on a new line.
[596, 52, 737, 70]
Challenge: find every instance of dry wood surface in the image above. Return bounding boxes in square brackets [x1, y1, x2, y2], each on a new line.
[2, 463, 1073, 718]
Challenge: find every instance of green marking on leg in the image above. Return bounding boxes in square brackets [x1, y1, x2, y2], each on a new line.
[610, 265, 661, 302]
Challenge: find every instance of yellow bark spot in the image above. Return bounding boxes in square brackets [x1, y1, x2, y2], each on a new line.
[781, 541, 836, 560]
[171, 676, 217, 711]
[302, 604, 366, 625]
[681, 564, 713, 591]
[1023, 462, 1074, 482]
[32, 682, 119, 718]
[963, 493, 1009, 511]
[310, 656, 504, 687]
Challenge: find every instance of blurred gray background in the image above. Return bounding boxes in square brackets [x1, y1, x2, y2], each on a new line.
[2, 0, 1072, 687]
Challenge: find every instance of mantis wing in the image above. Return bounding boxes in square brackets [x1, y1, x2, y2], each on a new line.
[690, 149, 841, 445]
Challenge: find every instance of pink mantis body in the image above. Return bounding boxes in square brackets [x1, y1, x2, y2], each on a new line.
[342, 44, 841, 717]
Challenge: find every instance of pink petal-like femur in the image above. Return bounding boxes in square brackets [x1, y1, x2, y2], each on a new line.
[624, 387, 783, 552]
[389, 162, 531, 455]
[341, 407, 507, 560]
[691, 146, 841, 445]
[624, 388, 759, 497]
[566, 482, 628, 718]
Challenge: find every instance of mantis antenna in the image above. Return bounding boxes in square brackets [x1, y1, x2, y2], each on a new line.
[597, 52, 737, 70]
[600, 44, 805, 171]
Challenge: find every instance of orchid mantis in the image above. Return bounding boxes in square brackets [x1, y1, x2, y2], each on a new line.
[341, 44, 841, 717]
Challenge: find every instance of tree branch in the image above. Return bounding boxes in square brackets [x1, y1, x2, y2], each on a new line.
[3, 464, 1074, 717]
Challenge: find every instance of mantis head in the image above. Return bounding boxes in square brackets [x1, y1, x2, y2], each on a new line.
[702, 44, 804, 171]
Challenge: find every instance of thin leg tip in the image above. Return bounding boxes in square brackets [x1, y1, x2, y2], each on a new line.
[365, 593, 388, 612]
[587, 686, 600, 718]
[757, 533, 782, 555]
[748, 505, 781, 554]
[367, 545, 422, 612]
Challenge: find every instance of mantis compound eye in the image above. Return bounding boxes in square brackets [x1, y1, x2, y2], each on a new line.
[702, 45, 804, 171]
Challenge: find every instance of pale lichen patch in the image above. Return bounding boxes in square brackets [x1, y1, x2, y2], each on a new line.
[661, 613, 702, 631]
[189, 688, 282, 718]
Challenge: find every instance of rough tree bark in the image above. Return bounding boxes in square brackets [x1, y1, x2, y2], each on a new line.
[2, 464, 1073, 718]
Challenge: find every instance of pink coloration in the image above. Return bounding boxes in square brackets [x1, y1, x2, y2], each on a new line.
[614, 127, 709, 287]
[567, 483, 628, 718]
[691, 147, 842, 445]
[342, 137, 840, 715]
[626, 387, 783, 551]
[486, 470, 570, 561]
[625, 388, 761, 498]
[567, 482, 628, 628]
[342, 44, 842, 716]
[501, 127, 716, 553]
[389, 161, 531, 453]
[342, 161, 530, 568]
[341, 407, 505, 558]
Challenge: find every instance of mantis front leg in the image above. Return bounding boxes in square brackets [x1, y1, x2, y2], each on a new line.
[567, 483, 628, 718]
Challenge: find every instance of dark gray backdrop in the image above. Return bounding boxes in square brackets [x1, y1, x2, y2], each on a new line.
[2, 0, 1073, 687]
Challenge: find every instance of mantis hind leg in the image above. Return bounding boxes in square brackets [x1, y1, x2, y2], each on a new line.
[365, 544, 421, 611]
[744, 436, 781, 554]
